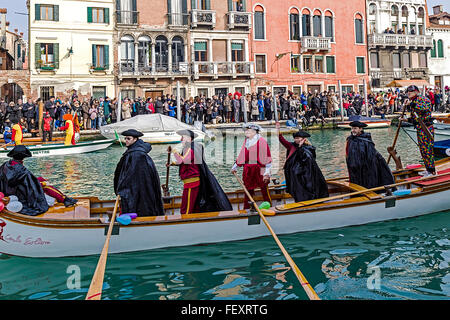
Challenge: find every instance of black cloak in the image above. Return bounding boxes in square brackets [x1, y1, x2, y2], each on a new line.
[114, 139, 164, 216]
[284, 144, 329, 202]
[346, 132, 395, 189]
[191, 143, 233, 212]
[0, 160, 49, 216]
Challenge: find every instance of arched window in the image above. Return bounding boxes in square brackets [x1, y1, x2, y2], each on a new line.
[355, 13, 364, 44]
[437, 39, 444, 58]
[120, 35, 135, 71]
[369, 3, 376, 15]
[418, 7, 424, 18]
[401, 5, 408, 17]
[138, 35, 151, 69]
[254, 5, 265, 40]
[325, 10, 334, 41]
[289, 8, 300, 40]
[155, 35, 168, 71]
[391, 5, 398, 16]
[313, 10, 322, 37]
[302, 8, 311, 36]
[172, 36, 185, 71]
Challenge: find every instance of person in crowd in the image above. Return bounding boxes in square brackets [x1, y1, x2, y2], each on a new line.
[42, 111, 53, 142]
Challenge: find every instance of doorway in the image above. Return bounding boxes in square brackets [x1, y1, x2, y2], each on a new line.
[307, 85, 321, 94]
[145, 90, 164, 100]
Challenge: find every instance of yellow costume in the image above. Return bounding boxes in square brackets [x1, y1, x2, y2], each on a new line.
[11, 124, 23, 145]
[59, 114, 75, 146]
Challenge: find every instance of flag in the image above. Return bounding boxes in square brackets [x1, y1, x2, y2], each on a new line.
[114, 130, 123, 148]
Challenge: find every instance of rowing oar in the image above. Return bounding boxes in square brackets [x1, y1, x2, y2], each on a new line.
[0, 142, 13, 150]
[387, 103, 408, 165]
[413, 112, 434, 141]
[232, 172, 320, 300]
[86, 195, 120, 300]
[279, 170, 450, 211]
[162, 146, 172, 197]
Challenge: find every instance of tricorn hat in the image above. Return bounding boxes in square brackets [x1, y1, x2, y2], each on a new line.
[293, 130, 311, 138]
[121, 129, 143, 138]
[7, 145, 32, 160]
[349, 121, 368, 128]
[176, 129, 198, 139]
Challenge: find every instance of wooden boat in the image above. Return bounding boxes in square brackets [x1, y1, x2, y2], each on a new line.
[404, 123, 450, 143]
[434, 139, 450, 158]
[0, 139, 114, 158]
[433, 113, 450, 124]
[337, 116, 391, 129]
[1, 158, 449, 258]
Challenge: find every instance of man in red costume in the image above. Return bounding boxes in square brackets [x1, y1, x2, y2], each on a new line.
[231, 123, 272, 210]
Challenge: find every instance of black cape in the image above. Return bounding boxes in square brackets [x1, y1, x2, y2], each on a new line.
[0, 160, 49, 216]
[191, 143, 233, 213]
[284, 144, 329, 202]
[346, 132, 395, 189]
[114, 139, 164, 216]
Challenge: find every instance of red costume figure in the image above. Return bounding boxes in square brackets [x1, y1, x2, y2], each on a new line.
[232, 124, 272, 210]
[37, 177, 78, 207]
[171, 130, 201, 215]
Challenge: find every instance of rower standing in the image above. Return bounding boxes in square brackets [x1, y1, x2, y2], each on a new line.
[169, 129, 232, 214]
[401, 85, 435, 177]
[114, 129, 164, 216]
[231, 123, 272, 210]
[346, 121, 395, 189]
[276, 122, 328, 202]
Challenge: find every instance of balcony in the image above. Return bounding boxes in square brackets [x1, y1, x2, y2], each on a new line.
[227, 11, 252, 29]
[35, 61, 57, 72]
[116, 11, 138, 25]
[300, 37, 331, 53]
[191, 61, 254, 79]
[191, 9, 216, 29]
[368, 34, 433, 49]
[118, 61, 190, 78]
[167, 13, 189, 28]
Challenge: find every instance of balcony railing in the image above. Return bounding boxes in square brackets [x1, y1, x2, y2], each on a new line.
[116, 10, 138, 25]
[119, 61, 190, 76]
[371, 68, 429, 80]
[167, 13, 189, 27]
[36, 61, 57, 70]
[191, 61, 254, 78]
[90, 64, 109, 72]
[368, 34, 433, 48]
[191, 9, 216, 28]
[227, 11, 252, 29]
[300, 37, 332, 52]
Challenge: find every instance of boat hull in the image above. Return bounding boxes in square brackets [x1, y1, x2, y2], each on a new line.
[0, 139, 114, 158]
[0, 186, 449, 257]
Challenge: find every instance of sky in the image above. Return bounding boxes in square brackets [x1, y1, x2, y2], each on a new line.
[0, 0, 449, 42]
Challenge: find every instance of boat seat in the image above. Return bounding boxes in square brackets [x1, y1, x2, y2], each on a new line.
[327, 181, 382, 200]
[74, 199, 90, 219]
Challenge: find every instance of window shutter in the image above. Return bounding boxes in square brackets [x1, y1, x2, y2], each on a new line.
[116, 0, 121, 23]
[132, 0, 137, 11]
[194, 42, 207, 51]
[437, 40, 444, 58]
[104, 45, 109, 68]
[35, 43, 41, 68]
[355, 19, 363, 43]
[326, 56, 335, 73]
[182, 0, 188, 24]
[254, 12, 264, 39]
[167, 0, 172, 24]
[54, 43, 59, 69]
[205, 0, 210, 10]
[431, 40, 436, 58]
[35, 4, 41, 20]
[191, 0, 196, 10]
[53, 5, 59, 21]
[87, 7, 93, 23]
[357, 57, 364, 73]
[17, 44, 21, 58]
[242, 0, 246, 11]
[104, 8, 110, 24]
[228, 0, 232, 11]
[92, 44, 97, 67]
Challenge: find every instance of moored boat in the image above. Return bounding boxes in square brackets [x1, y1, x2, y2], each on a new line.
[0, 139, 114, 158]
[337, 116, 391, 129]
[403, 123, 450, 143]
[1, 158, 449, 258]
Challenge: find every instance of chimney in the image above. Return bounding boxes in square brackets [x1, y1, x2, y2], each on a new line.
[433, 5, 443, 15]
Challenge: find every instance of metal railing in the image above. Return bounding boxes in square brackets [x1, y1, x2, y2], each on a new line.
[167, 13, 189, 26]
[116, 11, 138, 25]
[119, 62, 190, 76]
[191, 61, 254, 77]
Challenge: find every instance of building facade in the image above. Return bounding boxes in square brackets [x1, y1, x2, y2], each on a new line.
[29, 0, 115, 101]
[366, 0, 433, 89]
[0, 8, 30, 102]
[115, 0, 254, 100]
[428, 5, 450, 90]
[248, 0, 369, 96]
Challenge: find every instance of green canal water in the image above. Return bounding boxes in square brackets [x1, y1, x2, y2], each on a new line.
[0, 127, 449, 300]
